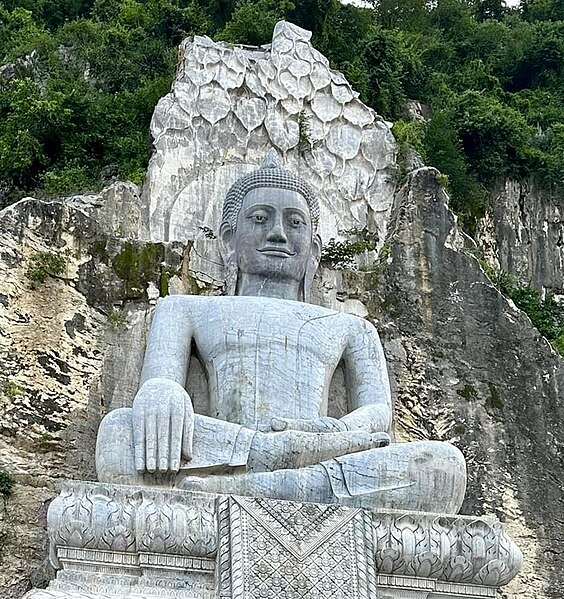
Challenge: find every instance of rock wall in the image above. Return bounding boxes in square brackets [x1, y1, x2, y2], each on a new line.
[477, 179, 564, 294]
[1, 20, 564, 599]
[0, 186, 188, 596]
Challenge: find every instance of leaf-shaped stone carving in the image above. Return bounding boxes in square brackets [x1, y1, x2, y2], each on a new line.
[264, 109, 299, 151]
[327, 122, 362, 160]
[234, 97, 267, 131]
[196, 85, 231, 125]
[311, 95, 342, 123]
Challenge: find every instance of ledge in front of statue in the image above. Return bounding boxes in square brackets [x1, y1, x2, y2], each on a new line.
[22, 480, 522, 599]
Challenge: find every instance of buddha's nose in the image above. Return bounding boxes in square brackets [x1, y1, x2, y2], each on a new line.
[266, 217, 288, 243]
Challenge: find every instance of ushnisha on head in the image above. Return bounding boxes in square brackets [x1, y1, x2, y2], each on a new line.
[220, 149, 322, 302]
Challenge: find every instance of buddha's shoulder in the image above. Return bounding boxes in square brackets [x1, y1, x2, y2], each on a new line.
[157, 294, 348, 319]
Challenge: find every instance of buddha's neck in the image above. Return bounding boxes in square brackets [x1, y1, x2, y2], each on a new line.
[236, 273, 301, 301]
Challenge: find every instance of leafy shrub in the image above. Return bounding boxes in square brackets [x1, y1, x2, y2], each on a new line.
[0, 469, 14, 499]
[25, 249, 71, 285]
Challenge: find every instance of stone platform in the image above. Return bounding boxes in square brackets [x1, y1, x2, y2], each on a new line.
[24, 481, 522, 599]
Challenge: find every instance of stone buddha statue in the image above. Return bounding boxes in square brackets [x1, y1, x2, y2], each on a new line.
[96, 150, 466, 514]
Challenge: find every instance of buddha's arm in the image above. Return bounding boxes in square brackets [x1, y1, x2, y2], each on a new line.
[339, 317, 392, 434]
[133, 295, 194, 473]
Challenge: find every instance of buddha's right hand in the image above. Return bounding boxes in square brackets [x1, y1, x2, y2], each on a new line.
[132, 378, 194, 473]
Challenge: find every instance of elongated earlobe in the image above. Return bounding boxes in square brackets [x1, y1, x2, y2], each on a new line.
[303, 233, 322, 302]
[219, 221, 238, 296]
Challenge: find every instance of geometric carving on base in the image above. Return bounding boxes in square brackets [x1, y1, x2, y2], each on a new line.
[217, 496, 378, 599]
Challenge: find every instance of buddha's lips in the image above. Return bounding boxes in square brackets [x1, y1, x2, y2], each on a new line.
[257, 247, 296, 256]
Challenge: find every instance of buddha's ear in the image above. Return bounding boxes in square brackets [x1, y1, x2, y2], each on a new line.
[303, 233, 322, 303]
[219, 221, 238, 295]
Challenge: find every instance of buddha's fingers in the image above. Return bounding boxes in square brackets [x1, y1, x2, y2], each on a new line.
[157, 408, 170, 472]
[181, 396, 194, 463]
[145, 410, 157, 472]
[133, 407, 146, 472]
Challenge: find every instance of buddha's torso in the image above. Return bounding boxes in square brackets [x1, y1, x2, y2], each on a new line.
[183, 296, 352, 431]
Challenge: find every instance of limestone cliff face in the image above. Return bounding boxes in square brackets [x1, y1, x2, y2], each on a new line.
[0, 21, 563, 599]
[477, 179, 564, 294]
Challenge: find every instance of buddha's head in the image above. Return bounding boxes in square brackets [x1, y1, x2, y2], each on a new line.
[220, 150, 322, 301]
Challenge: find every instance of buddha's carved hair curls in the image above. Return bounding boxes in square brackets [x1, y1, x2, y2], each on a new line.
[221, 149, 320, 230]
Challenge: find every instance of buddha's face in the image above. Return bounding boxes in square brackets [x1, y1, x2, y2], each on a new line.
[233, 187, 315, 285]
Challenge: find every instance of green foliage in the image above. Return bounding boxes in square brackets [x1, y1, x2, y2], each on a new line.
[107, 310, 127, 330]
[219, 0, 294, 45]
[25, 249, 71, 286]
[321, 228, 377, 269]
[457, 383, 477, 401]
[0, 0, 564, 225]
[483, 264, 564, 356]
[424, 110, 487, 232]
[0, 469, 14, 499]
[1, 380, 23, 399]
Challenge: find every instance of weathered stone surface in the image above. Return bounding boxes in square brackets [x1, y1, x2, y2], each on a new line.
[0, 190, 188, 596]
[477, 179, 564, 294]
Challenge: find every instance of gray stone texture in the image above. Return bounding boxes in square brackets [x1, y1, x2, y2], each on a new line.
[0, 20, 562, 599]
[476, 179, 564, 294]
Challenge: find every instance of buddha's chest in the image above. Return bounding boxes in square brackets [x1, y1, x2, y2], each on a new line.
[192, 298, 348, 372]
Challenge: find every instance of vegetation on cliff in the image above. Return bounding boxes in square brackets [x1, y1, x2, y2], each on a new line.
[0, 0, 563, 219]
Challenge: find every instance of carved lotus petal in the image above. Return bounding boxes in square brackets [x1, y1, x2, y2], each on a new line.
[307, 114, 326, 141]
[279, 70, 300, 99]
[273, 32, 294, 54]
[272, 51, 292, 71]
[361, 126, 395, 169]
[196, 85, 231, 125]
[273, 20, 312, 45]
[331, 83, 354, 105]
[311, 95, 342, 123]
[288, 57, 312, 78]
[175, 81, 199, 114]
[304, 146, 336, 177]
[215, 64, 245, 90]
[234, 97, 267, 131]
[295, 40, 313, 62]
[410, 551, 443, 579]
[217, 53, 246, 89]
[327, 122, 361, 160]
[269, 75, 289, 101]
[475, 560, 509, 586]
[258, 59, 276, 80]
[310, 63, 331, 91]
[343, 99, 374, 127]
[245, 70, 266, 97]
[443, 555, 475, 583]
[264, 109, 299, 151]
[331, 70, 348, 85]
[193, 40, 222, 65]
[375, 548, 403, 574]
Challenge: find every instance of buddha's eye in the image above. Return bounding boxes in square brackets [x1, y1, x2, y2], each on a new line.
[288, 215, 305, 227]
[250, 212, 268, 223]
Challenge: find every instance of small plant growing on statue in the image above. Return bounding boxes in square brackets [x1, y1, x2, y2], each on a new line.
[321, 228, 378, 269]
